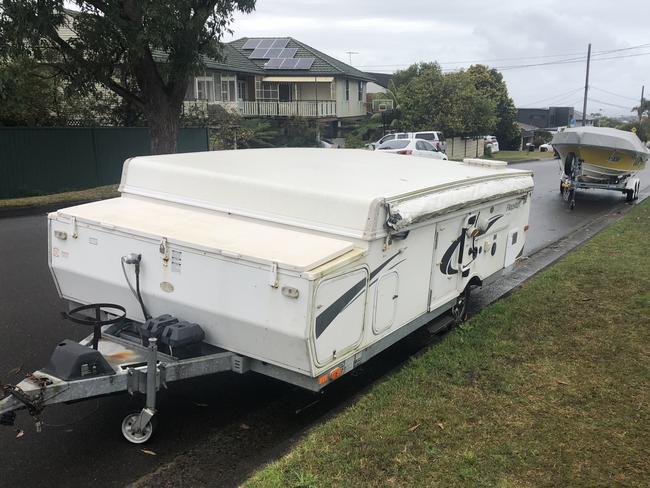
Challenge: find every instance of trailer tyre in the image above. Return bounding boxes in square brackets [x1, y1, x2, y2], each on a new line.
[564, 153, 576, 176]
[121, 412, 155, 444]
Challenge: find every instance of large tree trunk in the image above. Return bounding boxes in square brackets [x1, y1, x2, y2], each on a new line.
[146, 103, 181, 155]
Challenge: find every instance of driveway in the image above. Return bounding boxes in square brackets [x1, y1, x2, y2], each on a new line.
[0, 158, 648, 487]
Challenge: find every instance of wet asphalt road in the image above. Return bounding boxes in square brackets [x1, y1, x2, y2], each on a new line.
[0, 158, 648, 488]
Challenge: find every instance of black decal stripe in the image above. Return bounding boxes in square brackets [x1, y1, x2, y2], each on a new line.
[458, 228, 467, 264]
[315, 252, 401, 339]
[388, 259, 406, 271]
[440, 236, 461, 275]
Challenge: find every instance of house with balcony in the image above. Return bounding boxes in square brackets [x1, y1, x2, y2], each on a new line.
[182, 37, 373, 120]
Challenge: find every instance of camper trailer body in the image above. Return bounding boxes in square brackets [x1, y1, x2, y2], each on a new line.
[47, 149, 534, 388]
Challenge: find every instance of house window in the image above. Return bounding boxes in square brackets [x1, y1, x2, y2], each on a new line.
[196, 76, 215, 101]
[237, 80, 247, 101]
[221, 75, 236, 102]
[255, 80, 279, 101]
[345, 79, 350, 101]
[358, 81, 364, 101]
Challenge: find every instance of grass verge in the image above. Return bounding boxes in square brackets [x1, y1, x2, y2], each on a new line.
[0, 184, 119, 209]
[487, 150, 556, 162]
[246, 199, 650, 488]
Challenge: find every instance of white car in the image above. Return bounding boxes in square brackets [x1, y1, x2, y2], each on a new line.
[484, 135, 500, 153]
[376, 138, 448, 160]
[319, 138, 335, 149]
[370, 131, 447, 152]
[539, 143, 553, 152]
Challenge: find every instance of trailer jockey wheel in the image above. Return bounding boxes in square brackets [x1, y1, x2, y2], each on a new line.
[121, 412, 155, 444]
[451, 288, 470, 325]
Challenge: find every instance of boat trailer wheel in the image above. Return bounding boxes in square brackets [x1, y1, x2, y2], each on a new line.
[121, 410, 156, 444]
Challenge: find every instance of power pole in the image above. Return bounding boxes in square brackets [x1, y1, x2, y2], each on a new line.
[581, 43, 591, 126]
[640, 85, 645, 122]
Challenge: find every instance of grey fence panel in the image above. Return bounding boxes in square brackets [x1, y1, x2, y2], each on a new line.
[0, 127, 209, 199]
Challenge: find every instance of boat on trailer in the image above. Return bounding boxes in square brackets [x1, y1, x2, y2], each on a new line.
[551, 127, 648, 209]
[0, 149, 533, 443]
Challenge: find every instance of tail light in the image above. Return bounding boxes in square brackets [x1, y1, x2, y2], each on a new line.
[396, 149, 412, 155]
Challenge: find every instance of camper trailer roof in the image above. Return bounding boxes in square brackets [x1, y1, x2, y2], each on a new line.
[119, 149, 532, 239]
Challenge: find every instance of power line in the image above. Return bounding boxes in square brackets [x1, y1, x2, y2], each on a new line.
[588, 97, 633, 110]
[357, 42, 650, 69]
[494, 50, 650, 71]
[590, 86, 640, 102]
[522, 86, 584, 106]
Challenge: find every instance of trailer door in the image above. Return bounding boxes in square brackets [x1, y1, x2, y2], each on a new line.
[312, 268, 368, 366]
[430, 217, 463, 310]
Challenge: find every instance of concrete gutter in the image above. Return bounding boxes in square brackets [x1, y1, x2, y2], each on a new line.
[506, 157, 559, 165]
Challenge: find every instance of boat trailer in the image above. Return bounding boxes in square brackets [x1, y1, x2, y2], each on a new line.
[560, 157, 641, 210]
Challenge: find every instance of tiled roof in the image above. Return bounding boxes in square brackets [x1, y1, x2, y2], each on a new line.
[156, 37, 374, 81]
[365, 72, 393, 88]
[152, 45, 262, 75]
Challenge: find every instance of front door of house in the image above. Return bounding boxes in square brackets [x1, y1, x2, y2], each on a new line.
[278, 83, 292, 102]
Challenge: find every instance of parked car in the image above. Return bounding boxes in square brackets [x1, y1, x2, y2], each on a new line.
[368, 132, 405, 150]
[484, 135, 500, 153]
[376, 138, 448, 160]
[370, 131, 447, 152]
[539, 143, 553, 152]
[319, 138, 336, 149]
[409, 131, 447, 152]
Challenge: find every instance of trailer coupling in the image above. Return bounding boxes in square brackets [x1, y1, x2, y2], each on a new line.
[0, 330, 237, 443]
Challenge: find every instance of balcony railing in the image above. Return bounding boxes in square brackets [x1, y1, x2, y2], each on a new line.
[238, 100, 337, 117]
[183, 99, 366, 118]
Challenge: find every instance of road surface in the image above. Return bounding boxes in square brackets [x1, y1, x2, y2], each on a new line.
[0, 158, 647, 488]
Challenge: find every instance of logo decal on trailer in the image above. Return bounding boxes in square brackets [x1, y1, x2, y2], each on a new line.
[439, 214, 503, 276]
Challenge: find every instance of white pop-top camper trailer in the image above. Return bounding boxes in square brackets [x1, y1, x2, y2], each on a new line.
[1, 149, 533, 443]
[49, 148, 532, 377]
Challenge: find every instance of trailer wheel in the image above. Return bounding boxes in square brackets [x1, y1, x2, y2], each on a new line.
[121, 412, 155, 444]
[564, 153, 576, 176]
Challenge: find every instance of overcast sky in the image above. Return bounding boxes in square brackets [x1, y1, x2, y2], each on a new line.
[226, 0, 650, 116]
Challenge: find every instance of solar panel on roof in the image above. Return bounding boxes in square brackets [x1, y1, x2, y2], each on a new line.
[271, 39, 290, 48]
[280, 58, 299, 69]
[295, 58, 315, 69]
[265, 58, 284, 69]
[242, 39, 261, 50]
[266, 48, 283, 58]
[258, 39, 274, 49]
[279, 48, 298, 58]
[249, 48, 269, 59]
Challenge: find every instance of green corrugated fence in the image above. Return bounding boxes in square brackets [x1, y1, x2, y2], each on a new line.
[0, 127, 209, 199]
